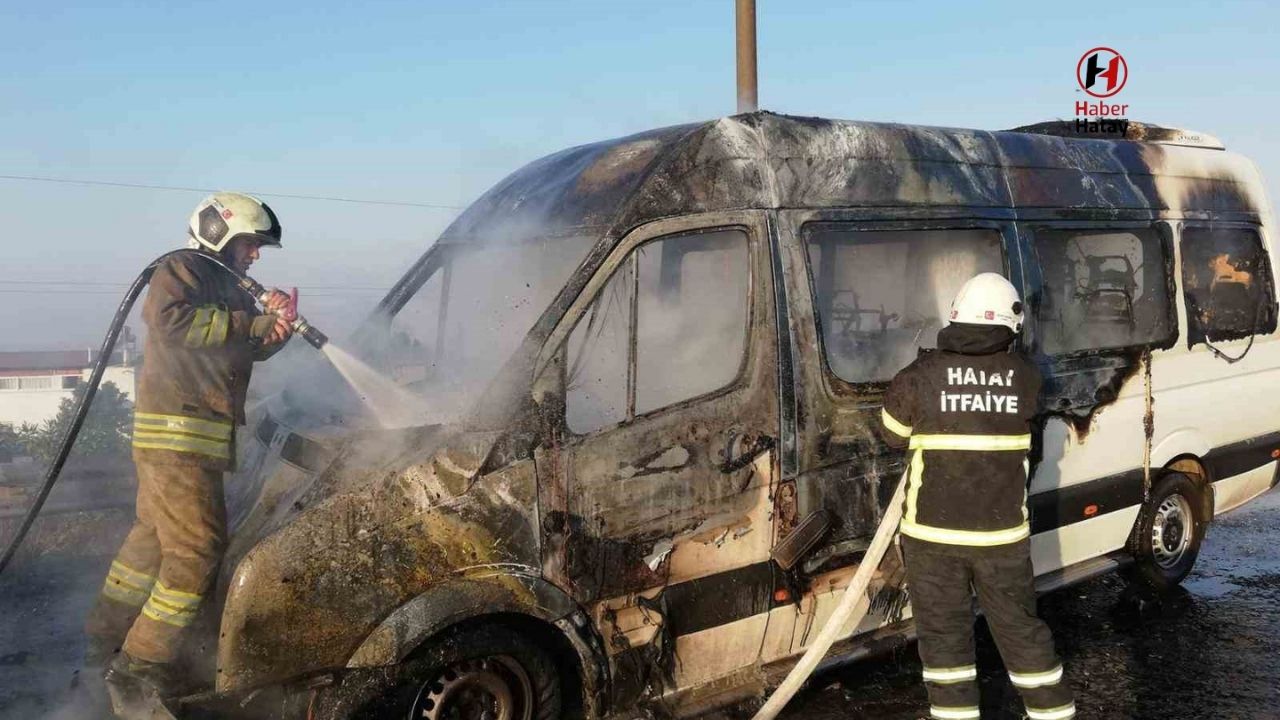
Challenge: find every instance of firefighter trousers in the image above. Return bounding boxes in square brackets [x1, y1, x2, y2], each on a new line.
[903, 537, 1075, 720]
[85, 461, 227, 665]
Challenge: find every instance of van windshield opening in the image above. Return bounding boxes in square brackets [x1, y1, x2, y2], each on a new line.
[358, 234, 597, 419]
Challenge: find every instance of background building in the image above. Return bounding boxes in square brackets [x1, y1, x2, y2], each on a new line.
[0, 330, 137, 430]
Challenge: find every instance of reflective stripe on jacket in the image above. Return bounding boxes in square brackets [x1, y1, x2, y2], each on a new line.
[132, 412, 233, 460]
[880, 327, 1042, 547]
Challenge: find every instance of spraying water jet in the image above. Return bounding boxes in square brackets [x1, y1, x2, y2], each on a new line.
[319, 344, 434, 429]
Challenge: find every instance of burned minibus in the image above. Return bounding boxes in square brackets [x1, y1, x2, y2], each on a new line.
[199, 112, 1280, 719]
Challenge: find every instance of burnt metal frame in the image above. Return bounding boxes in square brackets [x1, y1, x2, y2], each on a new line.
[1177, 222, 1279, 348]
[768, 212, 800, 479]
[1013, 217, 1179, 427]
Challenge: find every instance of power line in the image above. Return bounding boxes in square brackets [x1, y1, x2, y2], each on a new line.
[0, 174, 466, 210]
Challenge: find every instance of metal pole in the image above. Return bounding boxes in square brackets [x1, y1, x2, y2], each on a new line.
[736, 0, 758, 113]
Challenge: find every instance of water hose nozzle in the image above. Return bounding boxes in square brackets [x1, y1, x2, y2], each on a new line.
[237, 276, 329, 350]
[292, 317, 329, 349]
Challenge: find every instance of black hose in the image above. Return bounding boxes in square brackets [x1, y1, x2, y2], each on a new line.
[0, 249, 286, 577]
[1204, 292, 1264, 364]
[0, 252, 169, 575]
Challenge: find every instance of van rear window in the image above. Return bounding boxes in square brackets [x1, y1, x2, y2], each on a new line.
[1181, 227, 1278, 346]
[804, 227, 1005, 383]
[1031, 228, 1174, 355]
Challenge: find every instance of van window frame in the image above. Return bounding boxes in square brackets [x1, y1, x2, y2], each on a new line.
[539, 216, 760, 439]
[1022, 219, 1179, 361]
[797, 217, 1017, 399]
[1177, 221, 1279, 349]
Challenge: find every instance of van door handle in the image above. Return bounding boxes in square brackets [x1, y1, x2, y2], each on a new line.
[716, 432, 775, 473]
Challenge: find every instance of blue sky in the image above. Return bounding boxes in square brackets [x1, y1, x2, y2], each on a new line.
[3, 0, 1278, 348]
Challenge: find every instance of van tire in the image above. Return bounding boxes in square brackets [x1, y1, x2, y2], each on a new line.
[391, 624, 562, 720]
[1125, 472, 1206, 591]
[311, 624, 565, 720]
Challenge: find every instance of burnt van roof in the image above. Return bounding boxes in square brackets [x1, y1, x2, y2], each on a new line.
[1008, 120, 1226, 150]
[438, 111, 1264, 245]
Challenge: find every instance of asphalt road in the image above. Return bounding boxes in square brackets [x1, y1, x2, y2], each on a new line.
[1, 489, 1277, 720]
[746, 487, 1280, 720]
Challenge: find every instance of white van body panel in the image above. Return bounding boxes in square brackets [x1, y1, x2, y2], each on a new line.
[1215, 464, 1277, 515]
[1031, 507, 1142, 574]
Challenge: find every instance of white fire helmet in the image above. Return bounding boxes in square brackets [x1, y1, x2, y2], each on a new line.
[186, 192, 282, 253]
[949, 272, 1024, 332]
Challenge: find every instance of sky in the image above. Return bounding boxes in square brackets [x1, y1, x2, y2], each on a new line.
[2, 0, 1279, 350]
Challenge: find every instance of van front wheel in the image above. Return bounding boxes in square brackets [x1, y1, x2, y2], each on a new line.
[1127, 472, 1206, 591]
[402, 626, 561, 720]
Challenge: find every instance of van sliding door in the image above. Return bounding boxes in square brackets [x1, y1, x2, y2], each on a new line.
[772, 210, 1019, 654]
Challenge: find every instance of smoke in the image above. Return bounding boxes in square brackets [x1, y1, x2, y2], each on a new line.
[634, 232, 750, 414]
[564, 229, 752, 433]
[359, 232, 598, 421]
[217, 224, 605, 586]
[245, 227, 598, 436]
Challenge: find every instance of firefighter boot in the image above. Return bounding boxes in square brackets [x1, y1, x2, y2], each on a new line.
[70, 640, 116, 715]
[104, 652, 180, 720]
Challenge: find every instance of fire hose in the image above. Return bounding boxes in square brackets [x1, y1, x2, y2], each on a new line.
[0, 249, 328, 577]
[752, 467, 908, 720]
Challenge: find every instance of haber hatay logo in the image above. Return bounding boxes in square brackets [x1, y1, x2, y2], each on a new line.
[1073, 47, 1130, 136]
[1077, 47, 1127, 98]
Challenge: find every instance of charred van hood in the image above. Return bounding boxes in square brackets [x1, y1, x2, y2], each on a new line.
[223, 394, 453, 570]
[215, 397, 540, 691]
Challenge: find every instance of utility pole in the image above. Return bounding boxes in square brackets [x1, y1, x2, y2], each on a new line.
[736, 0, 758, 113]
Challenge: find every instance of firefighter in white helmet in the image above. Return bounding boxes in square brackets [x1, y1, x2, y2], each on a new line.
[85, 192, 294, 715]
[879, 273, 1076, 720]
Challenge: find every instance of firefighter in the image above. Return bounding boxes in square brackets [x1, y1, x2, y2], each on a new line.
[84, 192, 294, 709]
[880, 273, 1075, 720]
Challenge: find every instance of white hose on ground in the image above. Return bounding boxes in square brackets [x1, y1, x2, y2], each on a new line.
[751, 468, 909, 720]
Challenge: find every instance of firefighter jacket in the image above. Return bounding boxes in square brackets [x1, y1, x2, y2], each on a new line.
[879, 323, 1042, 547]
[133, 251, 281, 470]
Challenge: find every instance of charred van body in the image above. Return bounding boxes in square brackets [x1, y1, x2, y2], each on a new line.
[180, 113, 1279, 719]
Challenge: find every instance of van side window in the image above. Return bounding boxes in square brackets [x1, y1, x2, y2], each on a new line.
[1181, 227, 1278, 346]
[1031, 228, 1174, 355]
[566, 229, 750, 434]
[804, 227, 1004, 383]
[566, 263, 632, 434]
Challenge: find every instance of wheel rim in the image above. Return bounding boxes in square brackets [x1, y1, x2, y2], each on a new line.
[409, 656, 534, 720]
[1150, 493, 1194, 570]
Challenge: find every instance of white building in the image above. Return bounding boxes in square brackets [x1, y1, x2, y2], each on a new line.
[0, 345, 137, 429]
